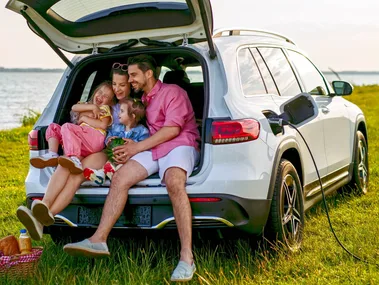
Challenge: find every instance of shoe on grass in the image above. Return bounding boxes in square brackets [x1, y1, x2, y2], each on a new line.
[30, 152, 58, 169]
[63, 239, 110, 258]
[16, 206, 43, 241]
[32, 199, 55, 226]
[83, 168, 105, 185]
[58, 156, 83, 174]
[170, 261, 196, 282]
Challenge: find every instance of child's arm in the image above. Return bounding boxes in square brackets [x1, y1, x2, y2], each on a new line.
[79, 116, 111, 130]
[72, 103, 101, 118]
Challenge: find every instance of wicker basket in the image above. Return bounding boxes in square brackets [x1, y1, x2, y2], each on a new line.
[0, 247, 43, 278]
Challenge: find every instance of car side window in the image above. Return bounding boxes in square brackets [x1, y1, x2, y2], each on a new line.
[238, 48, 266, 96]
[258, 47, 301, 97]
[80, 71, 97, 102]
[287, 50, 329, 95]
[185, 66, 203, 83]
[250, 48, 279, 96]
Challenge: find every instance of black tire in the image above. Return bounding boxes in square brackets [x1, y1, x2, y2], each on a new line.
[349, 131, 369, 194]
[265, 159, 304, 251]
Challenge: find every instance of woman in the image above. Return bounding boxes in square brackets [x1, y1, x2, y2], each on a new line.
[16, 63, 131, 241]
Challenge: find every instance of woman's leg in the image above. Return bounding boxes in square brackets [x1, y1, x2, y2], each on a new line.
[49, 151, 108, 215]
[41, 165, 71, 208]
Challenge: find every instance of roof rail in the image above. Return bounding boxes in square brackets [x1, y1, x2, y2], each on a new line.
[212, 28, 296, 45]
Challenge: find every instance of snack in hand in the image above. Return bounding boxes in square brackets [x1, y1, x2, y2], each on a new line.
[105, 138, 125, 163]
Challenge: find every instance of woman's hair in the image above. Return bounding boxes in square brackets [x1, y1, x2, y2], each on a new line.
[88, 81, 115, 104]
[119, 97, 146, 124]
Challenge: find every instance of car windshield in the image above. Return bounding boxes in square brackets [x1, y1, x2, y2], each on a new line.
[50, 0, 188, 22]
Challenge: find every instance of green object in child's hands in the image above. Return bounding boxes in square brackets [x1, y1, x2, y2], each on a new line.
[105, 138, 125, 163]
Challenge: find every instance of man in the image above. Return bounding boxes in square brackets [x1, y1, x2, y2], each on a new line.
[64, 54, 200, 282]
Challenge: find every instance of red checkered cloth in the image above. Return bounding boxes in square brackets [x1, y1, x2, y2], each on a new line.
[0, 248, 43, 270]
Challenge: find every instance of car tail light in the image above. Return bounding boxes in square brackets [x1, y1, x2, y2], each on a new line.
[31, 197, 42, 201]
[189, 197, 221, 202]
[211, 119, 260, 144]
[28, 130, 39, 150]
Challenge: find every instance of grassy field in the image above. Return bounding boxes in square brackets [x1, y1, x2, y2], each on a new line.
[1, 86, 379, 284]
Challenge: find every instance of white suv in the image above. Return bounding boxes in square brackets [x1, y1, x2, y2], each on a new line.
[7, 0, 368, 250]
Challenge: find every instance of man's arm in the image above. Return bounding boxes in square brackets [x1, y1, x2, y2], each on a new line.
[138, 126, 179, 152]
[112, 126, 180, 161]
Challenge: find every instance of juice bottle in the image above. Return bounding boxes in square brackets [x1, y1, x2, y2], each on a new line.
[18, 229, 32, 254]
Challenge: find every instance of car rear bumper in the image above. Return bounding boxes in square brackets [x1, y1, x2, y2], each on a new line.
[27, 193, 271, 235]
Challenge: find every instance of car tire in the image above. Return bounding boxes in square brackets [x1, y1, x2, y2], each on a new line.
[265, 159, 304, 252]
[349, 131, 369, 194]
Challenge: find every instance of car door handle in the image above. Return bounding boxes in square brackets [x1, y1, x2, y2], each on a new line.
[321, 106, 330, 114]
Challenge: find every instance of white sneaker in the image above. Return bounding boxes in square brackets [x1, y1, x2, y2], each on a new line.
[30, 152, 58, 169]
[58, 156, 83, 174]
[83, 168, 105, 185]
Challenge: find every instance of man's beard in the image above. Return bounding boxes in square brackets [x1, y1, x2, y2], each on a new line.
[132, 80, 146, 93]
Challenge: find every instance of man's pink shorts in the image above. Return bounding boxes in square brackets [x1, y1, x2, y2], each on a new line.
[130, 146, 199, 181]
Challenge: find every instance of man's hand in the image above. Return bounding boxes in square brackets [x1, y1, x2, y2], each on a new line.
[112, 139, 141, 164]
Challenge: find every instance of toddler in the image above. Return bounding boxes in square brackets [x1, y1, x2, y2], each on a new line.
[84, 98, 149, 185]
[30, 81, 115, 174]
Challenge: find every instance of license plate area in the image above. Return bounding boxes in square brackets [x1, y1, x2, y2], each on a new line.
[78, 205, 151, 227]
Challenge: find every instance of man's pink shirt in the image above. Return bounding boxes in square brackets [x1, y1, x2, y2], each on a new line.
[142, 80, 200, 160]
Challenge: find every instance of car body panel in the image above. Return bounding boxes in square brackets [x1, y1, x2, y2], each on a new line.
[14, 17, 366, 238]
[5, 0, 214, 53]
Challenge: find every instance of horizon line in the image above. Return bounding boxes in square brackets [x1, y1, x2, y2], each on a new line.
[1, 67, 379, 74]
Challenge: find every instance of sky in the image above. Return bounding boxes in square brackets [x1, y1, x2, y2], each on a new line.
[0, 0, 378, 71]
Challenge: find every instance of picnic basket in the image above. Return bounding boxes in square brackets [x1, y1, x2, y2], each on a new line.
[0, 246, 43, 278]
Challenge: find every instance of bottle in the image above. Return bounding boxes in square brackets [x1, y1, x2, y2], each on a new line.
[18, 229, 32, 254]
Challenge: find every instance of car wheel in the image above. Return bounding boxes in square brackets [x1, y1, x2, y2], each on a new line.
[350, 131, 369, 194]
[265, 159, 304, 252]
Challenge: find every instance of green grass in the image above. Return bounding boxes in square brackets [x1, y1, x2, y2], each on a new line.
[1, 86, 379, 284]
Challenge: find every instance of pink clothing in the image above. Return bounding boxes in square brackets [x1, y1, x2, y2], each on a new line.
[142, 80, 200, 160]
[46, 123, 105, 157]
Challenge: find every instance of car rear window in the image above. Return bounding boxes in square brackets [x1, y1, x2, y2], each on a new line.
[51, 0, 188, 22]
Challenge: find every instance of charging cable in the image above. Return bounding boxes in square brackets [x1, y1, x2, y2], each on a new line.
[270, 118, 377, 266]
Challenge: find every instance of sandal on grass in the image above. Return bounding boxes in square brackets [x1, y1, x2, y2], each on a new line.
[63, 239, 110, 258]
[170, 261, 196, 282]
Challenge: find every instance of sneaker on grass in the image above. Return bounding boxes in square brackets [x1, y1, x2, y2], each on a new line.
[83, 168, 105, 185]
[30, 152, 58, 169]
[63, 239, 110, 258]
[170, 261, 196, 282]
[58, 156, 83, 174]
[16, 206, 43, 241]
[31, 199, 55, 226]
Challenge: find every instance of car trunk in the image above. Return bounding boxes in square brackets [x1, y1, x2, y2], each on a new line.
[45, 47, 207, 185]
